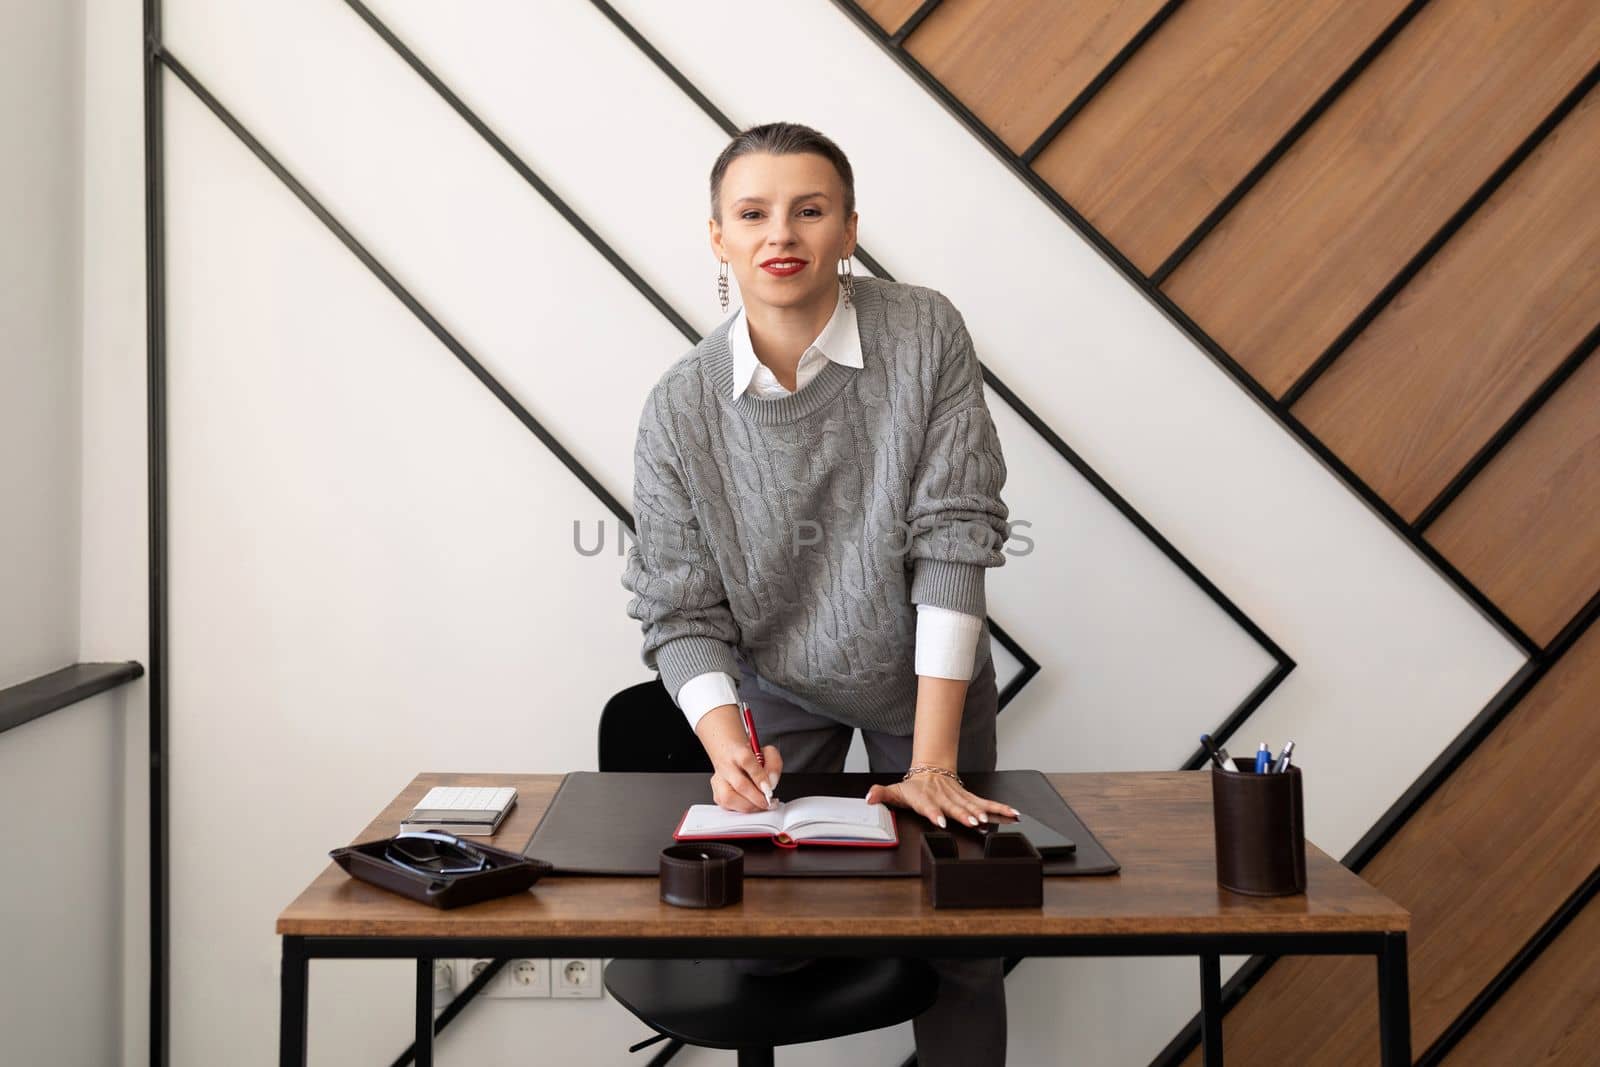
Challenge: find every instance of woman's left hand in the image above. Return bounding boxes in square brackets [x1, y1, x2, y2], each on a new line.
[865, 772, 1018, 830]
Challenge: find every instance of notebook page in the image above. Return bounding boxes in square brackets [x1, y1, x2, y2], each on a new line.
[780, 796, 892, 840]
[678, 803, 784, 836]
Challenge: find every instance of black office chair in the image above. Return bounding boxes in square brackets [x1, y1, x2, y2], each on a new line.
[598, 676, 939, 1066]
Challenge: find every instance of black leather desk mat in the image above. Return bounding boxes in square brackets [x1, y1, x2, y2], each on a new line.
[523, 770, 1119, 877]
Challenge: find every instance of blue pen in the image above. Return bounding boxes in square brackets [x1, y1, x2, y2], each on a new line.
[1254, 742, 1271, 774]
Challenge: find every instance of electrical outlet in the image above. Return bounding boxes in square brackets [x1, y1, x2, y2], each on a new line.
[431, 960, 454, 1014]
[453, 958, 493, 995]
[452, 958, 550, 998]
[500, 958, 550, 999]
[551, 957, 603, 998]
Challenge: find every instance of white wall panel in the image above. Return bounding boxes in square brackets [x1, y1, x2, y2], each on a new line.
[162, 79, 643, 1063]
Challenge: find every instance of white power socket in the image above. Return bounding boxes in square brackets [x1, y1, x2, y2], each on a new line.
[551, 958, 603, 998]
[451, 958, 551, 999]
[431, 960, 454, 1014]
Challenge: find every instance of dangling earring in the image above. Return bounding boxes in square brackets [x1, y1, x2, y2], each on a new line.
[839, 256, 854, 308]
[717, 260, 730, 313]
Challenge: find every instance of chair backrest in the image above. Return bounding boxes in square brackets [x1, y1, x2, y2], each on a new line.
[598, 676, 714, 773]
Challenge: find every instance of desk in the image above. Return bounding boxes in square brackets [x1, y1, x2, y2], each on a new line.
[277, 771, 1411, 1066]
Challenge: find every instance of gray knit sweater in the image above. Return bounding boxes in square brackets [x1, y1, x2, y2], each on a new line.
[620, 275, 1010, 734]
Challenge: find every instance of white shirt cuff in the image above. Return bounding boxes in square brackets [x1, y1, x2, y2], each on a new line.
[915, 603, 984, 680]
[676, 670, 741, 732]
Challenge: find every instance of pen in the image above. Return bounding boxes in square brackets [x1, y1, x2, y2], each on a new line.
[1276, 740, 1295, 773]
[1254, 742, 1271, 774]
[740, 702, 765, 767]
[1200, 734, 1239, 772]
[741, 702, 774, 808]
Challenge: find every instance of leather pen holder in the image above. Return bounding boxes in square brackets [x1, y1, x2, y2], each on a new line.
[1211, 762, 1306, 896]
[659, 843, 745, 908]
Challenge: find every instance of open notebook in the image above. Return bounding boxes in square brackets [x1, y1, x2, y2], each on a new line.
[674, 795, 898, 849]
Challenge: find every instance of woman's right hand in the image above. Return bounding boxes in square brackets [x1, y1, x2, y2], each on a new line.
[695, 704, 783, 812]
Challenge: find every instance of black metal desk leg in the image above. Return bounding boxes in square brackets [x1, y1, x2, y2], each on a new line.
[416, 958, 435, 1066]
[279, 937, 308, 1067]
[1378, 933, 1411, 1066]
[1199, 953, 1223, 1066]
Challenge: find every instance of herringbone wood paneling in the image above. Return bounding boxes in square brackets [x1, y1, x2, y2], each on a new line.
[1426, 352, 1600, 647]
[904, 0, 1168, 155]
[856, 0, 924, 36]
[1443, 877, 1600, 1065]
[1294, 87, 1600, 524]
[1032, 0, 1409, 275]
[1160, 0, 1600, 397]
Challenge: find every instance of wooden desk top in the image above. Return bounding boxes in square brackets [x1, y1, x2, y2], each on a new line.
[277, 771, 1409, 939]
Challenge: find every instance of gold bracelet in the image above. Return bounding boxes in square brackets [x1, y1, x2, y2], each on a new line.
[902, 764, 963, 788]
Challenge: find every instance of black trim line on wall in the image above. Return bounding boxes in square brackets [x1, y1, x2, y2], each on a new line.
[339, 0, 698, 345]
[151, 45, 633, 530]
[828, 0, 1540, 661]
[0, 662, 145, 736]
[887, 0, 943, 47]
[142, 1, 171, 1063]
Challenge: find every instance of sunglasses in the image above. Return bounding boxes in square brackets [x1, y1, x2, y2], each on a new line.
[384, 831, 490, 877]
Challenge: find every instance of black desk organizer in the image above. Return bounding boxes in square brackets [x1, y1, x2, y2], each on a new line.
[331, 835, 553, 909]
[921, 831, 1044, 908]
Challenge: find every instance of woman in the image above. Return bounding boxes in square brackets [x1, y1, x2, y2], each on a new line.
[621, 122, 1014, 1066]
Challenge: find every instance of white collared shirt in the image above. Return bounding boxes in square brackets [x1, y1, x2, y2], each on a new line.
[729, 282, 865, 399]
[676, 286, 984, 731]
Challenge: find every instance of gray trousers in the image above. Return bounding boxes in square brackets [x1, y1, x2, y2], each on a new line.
[731, 649, 1007, 1067]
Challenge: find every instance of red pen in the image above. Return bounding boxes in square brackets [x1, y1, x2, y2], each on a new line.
[741, 702, 774, 808]
[740, 702, 765, 766]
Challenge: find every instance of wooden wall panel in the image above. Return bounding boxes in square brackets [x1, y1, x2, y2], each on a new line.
[1426, 352, 1600, 646]
[857, 0, 924, 36]
[1180, 620, 1600, 1065]
[1160, 0, 1600, 397]
[1032, 0, 1408, 276]
[1294, 87, 1600, 523]
[903, 0, 1167, 155]
[1444, 885, 1600, 1065]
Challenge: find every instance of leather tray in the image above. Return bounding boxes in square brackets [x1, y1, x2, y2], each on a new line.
[332, 835, 553, 908]
[523, 770, 1119, 877]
